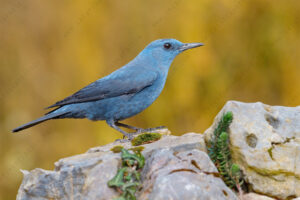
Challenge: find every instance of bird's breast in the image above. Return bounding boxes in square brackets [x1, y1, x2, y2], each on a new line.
[83, 74, 168, 121]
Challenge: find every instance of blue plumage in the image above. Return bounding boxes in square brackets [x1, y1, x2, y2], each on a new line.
[12, 39, 203, 139]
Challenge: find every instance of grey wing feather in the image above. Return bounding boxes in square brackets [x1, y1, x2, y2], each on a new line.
[47, 69, 158, 108]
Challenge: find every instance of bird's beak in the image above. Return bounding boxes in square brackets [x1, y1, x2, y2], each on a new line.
[179, 42, 204, 51]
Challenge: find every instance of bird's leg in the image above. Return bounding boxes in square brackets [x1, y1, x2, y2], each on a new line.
[115, 122, 166, 135]
[115, 122, 141, 131]
[106, 120, 134, 141]
[139, 126, 167, 133]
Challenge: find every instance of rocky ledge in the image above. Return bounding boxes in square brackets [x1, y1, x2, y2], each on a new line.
[17, 101, 300, 200]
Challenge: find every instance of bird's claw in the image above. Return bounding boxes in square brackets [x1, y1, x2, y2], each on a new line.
[115, 138, 131, 143]
[133, 126, 167, 135]
[115, 126, 167, 142]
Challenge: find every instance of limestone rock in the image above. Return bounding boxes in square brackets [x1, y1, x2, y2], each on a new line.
[204, 101, 300, 199]
[138, 148, 237, 200]
[17, 133, 237, 200]
[17, 100, 299, 199]
[243, 193, 276, 200]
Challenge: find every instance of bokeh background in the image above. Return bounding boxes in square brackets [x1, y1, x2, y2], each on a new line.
[1, 0, 300, 199]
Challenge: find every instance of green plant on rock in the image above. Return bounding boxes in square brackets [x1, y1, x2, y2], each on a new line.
[108, 148, 145, 200]
[208, 111, 233, 163]
[207, 111, 244, 193]
[131, 132, 161, 146]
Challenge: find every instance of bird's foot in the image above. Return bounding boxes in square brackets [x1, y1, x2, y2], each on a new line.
[132, 126, 167, 135]
[114, 133, 135, 142]
[114, 138, 131, 143]
[114, 126, 167, 142]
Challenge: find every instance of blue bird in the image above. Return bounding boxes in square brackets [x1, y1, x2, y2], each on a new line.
[12, 39, 203, 139]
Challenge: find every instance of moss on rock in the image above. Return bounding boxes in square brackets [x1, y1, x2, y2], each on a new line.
[131, 133, 162, 146]
[110, 145, 124, 153]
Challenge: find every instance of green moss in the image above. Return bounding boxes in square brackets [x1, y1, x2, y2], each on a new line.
[129, 146, 145, 153]
[110, 145, 124, 153]
[131, 133, 161, 146]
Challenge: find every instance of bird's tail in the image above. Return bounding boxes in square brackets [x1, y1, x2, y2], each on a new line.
[12, 111, 69, 133]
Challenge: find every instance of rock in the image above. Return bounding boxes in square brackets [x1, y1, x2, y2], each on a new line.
[204, 101, 300, 199]
[138, 148, 237, 200]
[17, 133, 238, 200]
[243, 193, 276, 200]
[18, 151, 121, 200]
[18, 101, 299, 199]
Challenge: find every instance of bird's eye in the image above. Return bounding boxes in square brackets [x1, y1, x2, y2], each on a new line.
[163, 43, 172, 49]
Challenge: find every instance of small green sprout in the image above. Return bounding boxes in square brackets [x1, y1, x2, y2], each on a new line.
[108, 147, 145, 200]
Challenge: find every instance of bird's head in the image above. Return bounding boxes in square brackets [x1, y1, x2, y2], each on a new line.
[139, 39, 204, 67]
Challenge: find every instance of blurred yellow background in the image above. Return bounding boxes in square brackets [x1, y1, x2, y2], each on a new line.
[1, 0, 300, 199]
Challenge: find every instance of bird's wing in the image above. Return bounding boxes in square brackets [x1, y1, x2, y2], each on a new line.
[47, 68, 158, 108]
